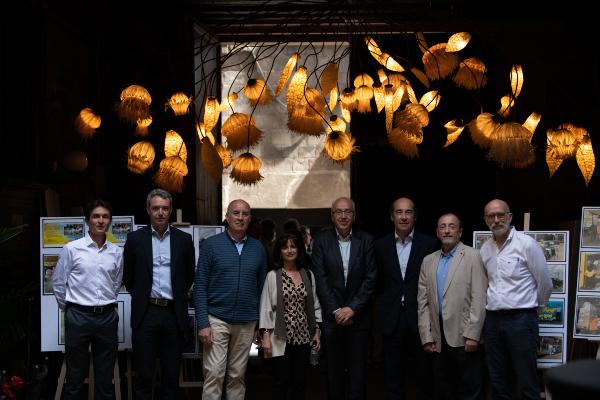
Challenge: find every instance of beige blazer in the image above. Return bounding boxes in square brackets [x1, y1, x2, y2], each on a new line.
[417, 242, 487, 350]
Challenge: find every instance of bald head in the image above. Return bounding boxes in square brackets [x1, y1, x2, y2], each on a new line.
[484, 199, 510, 215]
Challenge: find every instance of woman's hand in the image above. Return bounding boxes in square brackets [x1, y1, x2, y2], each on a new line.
[262, 332, 273, 357]
[310, 332, 321, 352]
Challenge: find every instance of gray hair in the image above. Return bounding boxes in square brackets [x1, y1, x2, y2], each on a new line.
[146, 188, 172, 207]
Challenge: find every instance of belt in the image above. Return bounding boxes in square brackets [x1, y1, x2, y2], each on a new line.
[488, 308, 536, 315]
[67, 302, 116, 314]
[148, 297, 171, 307]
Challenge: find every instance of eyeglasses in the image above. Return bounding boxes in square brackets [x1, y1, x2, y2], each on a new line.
[333, 209, 354, 217]
[484, 212, 511, 221]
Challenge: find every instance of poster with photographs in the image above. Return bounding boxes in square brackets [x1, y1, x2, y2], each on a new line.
[577, 251, 600, 292]
[548, 263, 567, 294]
[472, 232, 492, 250]
[41, 218, 84, 248]
[107, 217, 134, 245]
[537, 332, 566, 367]
[574, 295, 600, 338]
[538, 298, 566, 328]
[580, 207, 600, 248]
[42, 254, 59, 295]
[524, 232, 567, 262]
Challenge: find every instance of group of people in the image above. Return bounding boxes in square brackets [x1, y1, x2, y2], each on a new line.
[52, 189, 553, 400]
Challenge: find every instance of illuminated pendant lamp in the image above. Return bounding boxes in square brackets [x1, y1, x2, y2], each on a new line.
[164, 130, 187, 162]
[135, 116, 152, 136]
[75, 108, 101, 138]
[468, 112, 499, 149]
[388, 104, 429, 158]
[215, 143, 232, 168]
[323, 131, 359, 163]
[127, 141, 155, 174]
[446, 32, 472, 52]
[443, 120, 465, 148]
[274, 52, 300, 97]
[453, 58, 488, 90]
[153, 156, 188, 193]
[230, 152, 263, 185]
[117, 84, 152, 123]
[243, 78, 273, 106]
[203, 97, 221, 133]
[221, 113, 263, 151]
[166, 92, 192, 116]
[487, 121, 535, 168]
[576, 135, 595, 186]
[200, 137, 223, 183]
[422, 43, 459, 80]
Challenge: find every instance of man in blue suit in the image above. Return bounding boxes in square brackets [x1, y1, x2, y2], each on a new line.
[123, 189, 196, 400]
[374, 197, 438, 400]
[312, 196, 377, 400]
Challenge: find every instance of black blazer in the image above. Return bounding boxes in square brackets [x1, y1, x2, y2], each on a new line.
[311, 228, 377, 331]
[123, 225, 195, 331]
[374, 230, 438, 336]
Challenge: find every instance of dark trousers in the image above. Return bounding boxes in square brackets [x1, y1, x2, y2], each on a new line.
[64, 306, 118, 400]
[268, 343, 310, 400]
[132, 304, 183, 400]
[323, 326, 369, 400]
[432, 320, 484, 400]
[382, 310, 433, 400]
[484, 310, 540, 400]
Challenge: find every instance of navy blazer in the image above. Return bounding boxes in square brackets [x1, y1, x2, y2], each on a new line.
[123, 225, 195, 331]
[374, 230, 438, 336]
[311, 228, 377, 331]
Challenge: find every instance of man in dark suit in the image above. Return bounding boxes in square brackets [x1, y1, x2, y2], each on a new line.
[312, 196, 377, 400]
[374, 197, 438, 400]
[123, 188, 195, 400]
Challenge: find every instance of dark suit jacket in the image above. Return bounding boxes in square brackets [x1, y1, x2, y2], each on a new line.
[374, 230, 438, 336]
[311, 228, 377, 331]
[123, 225, 195, 331]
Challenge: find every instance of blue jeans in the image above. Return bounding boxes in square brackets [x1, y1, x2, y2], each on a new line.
[484, 309, 540, 400]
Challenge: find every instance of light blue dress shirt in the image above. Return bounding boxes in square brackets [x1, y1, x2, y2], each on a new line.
[150, 226, 173, 300]
[437, 245, 458, 315]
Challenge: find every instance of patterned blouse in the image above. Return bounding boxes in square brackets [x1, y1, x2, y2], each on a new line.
[282, 270, 310, 345]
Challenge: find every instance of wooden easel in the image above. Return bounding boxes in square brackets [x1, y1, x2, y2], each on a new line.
[54, 353, 121, 400]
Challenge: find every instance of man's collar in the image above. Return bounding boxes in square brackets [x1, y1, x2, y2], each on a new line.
[336, 228, 352, 241]
[226, 229, 247, 244]
[395, 229, 414, 243]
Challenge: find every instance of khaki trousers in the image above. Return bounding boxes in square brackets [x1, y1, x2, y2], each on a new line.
[202, 315, 256, 400]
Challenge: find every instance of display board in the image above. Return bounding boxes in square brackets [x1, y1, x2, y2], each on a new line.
[40, 218, 224, 353]
[473, 230, 570, 367]
[574, 207, 600, 339]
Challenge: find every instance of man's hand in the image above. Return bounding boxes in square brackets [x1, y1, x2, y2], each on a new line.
[334, 307, 355, 325]
[198, 327, 213, 346]
[464, 338, 479, 352]
[423, 342, 437, 353]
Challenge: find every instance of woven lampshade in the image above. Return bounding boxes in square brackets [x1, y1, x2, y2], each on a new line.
[353, 73, 374, 88]
[127, 141, 155, 174]
[215, 143, 232, 168]
[384, 84, 395, 133]
[365, 36, 383, 59]
[411, 68, 430, 88]
[546, 149, 564, 177]
[327, 88, 338, 113]
[166, 92, 192, 116]
[117, 84, 152, 123]
[446, 32, 472, 52]
[576, 135, 595, 186]
[326, 115, 346, 133]
[203, 97, 221, 133]
[388, 104, 429, 157]
[164, 130, 187, 162]
[320, 63, 339, 97]
[487, 122, 535, 168]
[135, 116, 152, 136]
[419, 90, 440, 112]
[230, 152, 263, 185]
[453, 58, 487, 90]
[200, 137, 223, 183]
[286, 66, 309, 112]
[153, 156, 188, 193]
[340, 87, 357, 113]
[288, 113, 325, 136]
[422, 43, 459, 80]
[510, 65, 524, 98]
[373, 83, 385, 113]
[415, 32, 430, 54]
[75, 108, 101, 138]
[364, 36, 404, 72]
[355, 85, 373, 113]
[497, 95, 515, 118]
[469, 112, 498, 148]
[547, 123, 586, 160]
[243, 78, 273, 106]
[287, 87, 326, 136]
[220, 92, 238, 112]
[221, 113, 263, 151]
[275, 52, 300, 97]
[323, 131, 359, 163]
[522, 112, 541, 135]
[443, 120, 465, 148]
[196, 122, 216, 145]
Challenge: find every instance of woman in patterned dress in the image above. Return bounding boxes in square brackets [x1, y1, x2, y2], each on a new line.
[259, 233, 322, 399]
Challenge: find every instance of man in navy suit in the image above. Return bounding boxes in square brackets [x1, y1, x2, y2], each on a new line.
[312, 197, 377, 400]
[123, 188, 196, 399]
[374, 197, 438, 400]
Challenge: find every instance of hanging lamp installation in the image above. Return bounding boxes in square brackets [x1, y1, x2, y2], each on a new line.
[576, 135, 595, 186]
[135, 116, 152, 136]
[453, 58, 488, 90]
[320, 63, 339, 112]
[445, 32, 472, 52]
[117, 84, 152, 123]
[215, 143, 232, 168]
[422, 43, 459, 81]
[443, 120, 466, 147]
[243, 78, 273, 106]
[166, 92, 193, 116]
[323, 131, 359, 163]
[127, 141, 155, 174]
[274, 52, 300, 97]
[388, 103, 429, 158]
[74, 108, 101, 138]
[221, 113, 263, 151]
[164, 130, 187, 162]
[153, 156, 188, 193]
[546, 124, 594, 184]
[200, 137, 224, 183]
[288, 87, 326, 136]
[230, 152, 263, 185]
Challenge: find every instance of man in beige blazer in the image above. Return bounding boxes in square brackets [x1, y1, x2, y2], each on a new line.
[417, 213, 487, 400]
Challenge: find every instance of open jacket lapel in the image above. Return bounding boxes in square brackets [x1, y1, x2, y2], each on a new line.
[443, 242, 465, 296]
